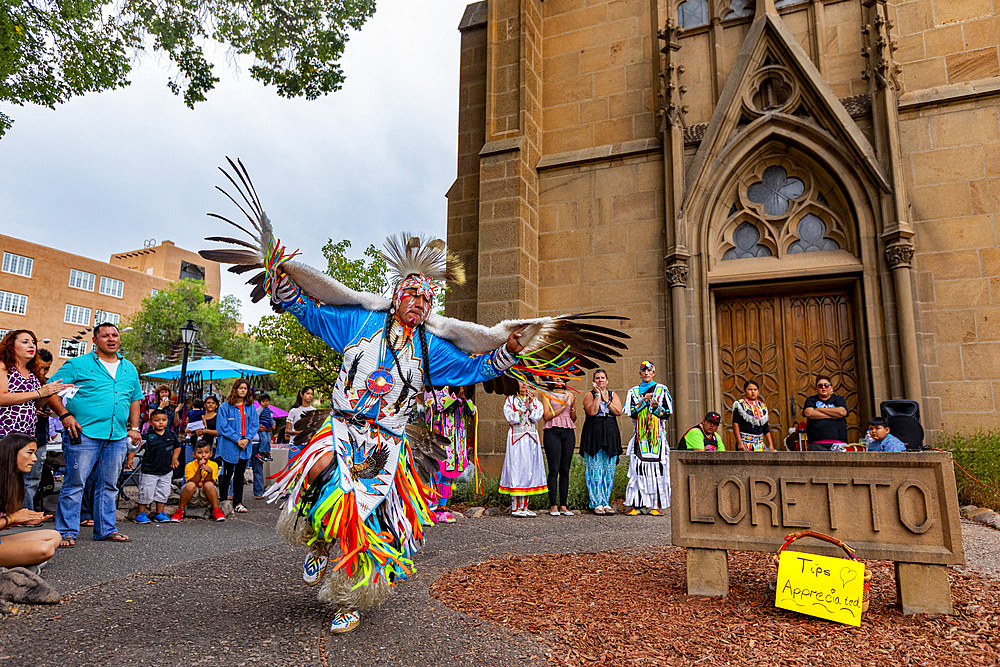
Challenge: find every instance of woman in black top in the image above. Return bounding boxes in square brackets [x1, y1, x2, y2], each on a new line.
[580, 369, 623, 515]
[731, 379, 775, 452]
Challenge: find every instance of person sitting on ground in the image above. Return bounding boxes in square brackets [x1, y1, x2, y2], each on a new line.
[678, 412, 724, 451]
[170, 442, 225, 522]
[126, 409, 181, 524]
[865, 417, 906, 452]
[0, 433, 60, 572]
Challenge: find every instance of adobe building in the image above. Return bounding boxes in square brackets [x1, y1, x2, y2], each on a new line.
[0, 236, 220, 373]
[445, 0, 1000, 470]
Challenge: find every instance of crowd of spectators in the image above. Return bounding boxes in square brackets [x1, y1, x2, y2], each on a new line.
[0, 324, 917, 578]
[0, 326, 287, 575]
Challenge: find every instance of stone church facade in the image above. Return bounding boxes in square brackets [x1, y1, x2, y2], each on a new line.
[445, 0, 1000, 470]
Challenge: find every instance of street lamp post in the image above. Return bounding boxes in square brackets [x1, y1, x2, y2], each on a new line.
[178, 319, 198, 425]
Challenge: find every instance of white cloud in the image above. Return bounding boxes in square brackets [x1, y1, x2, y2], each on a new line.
[0, 0, 467, 327]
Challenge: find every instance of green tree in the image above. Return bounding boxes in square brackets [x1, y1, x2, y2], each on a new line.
[120, 278, 264, 375]
[251, 239, 387, 395]
[0, 0, 376, 137]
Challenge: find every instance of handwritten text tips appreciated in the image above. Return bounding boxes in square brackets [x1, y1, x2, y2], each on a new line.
[775, 550, 866, 626]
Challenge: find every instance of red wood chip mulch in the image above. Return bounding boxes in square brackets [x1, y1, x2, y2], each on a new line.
[430, 547, 999, 666]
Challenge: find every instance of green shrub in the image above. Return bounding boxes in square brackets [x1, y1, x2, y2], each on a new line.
[448, 454, 630, 511]
[938, 429, 1000, 508]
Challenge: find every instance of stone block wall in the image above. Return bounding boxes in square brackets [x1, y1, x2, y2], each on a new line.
[892, 0, 1000, 433]
[892, 0, 1000, 91]
[904, 99, 1000, 432]
[447, 0, 1000, 474]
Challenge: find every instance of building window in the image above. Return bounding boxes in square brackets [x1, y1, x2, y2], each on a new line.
[95, 310, 121, 326]
[59, 339, 87, 358]
[788, 214, 841, 254]
[726, 0, 752, 18]
[717, 156, 853, 262]
[99, 276, 125, 298]
[64, 304, 92, 326]
[1, 252, 33, 277]
[150, 288, 159, 297]
[677, 0, 709, 28]
[179, 261, 206, 282]
[746, 166, 805, 216]
[69, 269, 96, 291]
[723, 222, 773, 259]
[0, 329, 9, 340]
[0, 291, 27, 315]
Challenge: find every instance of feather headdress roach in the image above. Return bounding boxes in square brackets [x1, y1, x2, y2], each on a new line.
[200, 158, 631, 395]
[382, 233, 465, 287]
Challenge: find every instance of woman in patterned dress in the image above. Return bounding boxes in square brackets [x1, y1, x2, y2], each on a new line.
[0, 331, 71, 439]
[731, 379, 775, 452]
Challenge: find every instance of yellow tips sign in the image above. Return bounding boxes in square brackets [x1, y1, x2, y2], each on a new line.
[775, 550, 866, 626]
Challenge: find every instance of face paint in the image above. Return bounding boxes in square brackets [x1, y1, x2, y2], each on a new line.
[393, 274, 438, 327]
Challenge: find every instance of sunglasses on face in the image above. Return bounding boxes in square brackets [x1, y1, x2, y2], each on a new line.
[817, 383, 832, 388]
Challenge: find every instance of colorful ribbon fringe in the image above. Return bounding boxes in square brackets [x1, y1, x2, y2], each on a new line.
[265, 416, 435, 591]
[508, 341, 582, 402]
[262, 236, 302, 295]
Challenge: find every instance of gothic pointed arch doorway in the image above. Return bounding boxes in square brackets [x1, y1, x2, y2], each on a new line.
[704, 148, 872, 449]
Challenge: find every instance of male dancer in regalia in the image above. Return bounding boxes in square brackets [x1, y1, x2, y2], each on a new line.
[623, 361, 673, 515]
[199, 159, 629, 634]
[267, 263, 524, 633]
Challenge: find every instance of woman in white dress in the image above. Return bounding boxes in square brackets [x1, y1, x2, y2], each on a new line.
[499, 381, 547, 517]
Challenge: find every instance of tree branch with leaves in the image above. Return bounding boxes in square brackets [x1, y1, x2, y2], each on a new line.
[0, 0, 376, 137]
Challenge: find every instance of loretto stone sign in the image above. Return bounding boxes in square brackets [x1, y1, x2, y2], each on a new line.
[670, 451, 964, 615]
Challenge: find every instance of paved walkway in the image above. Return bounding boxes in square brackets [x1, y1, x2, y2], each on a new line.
[3, 498, 997, 666]
[0, 499, 672, 666]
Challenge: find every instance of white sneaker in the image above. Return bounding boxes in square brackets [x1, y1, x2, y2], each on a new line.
[511, 509, 527, 517]
[524, 509, 537, 517]
[303, 553, 328, 586]
[330, 611, 360, 634]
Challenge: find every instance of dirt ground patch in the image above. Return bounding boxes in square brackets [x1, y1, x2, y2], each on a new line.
[430, 546, 998, 666]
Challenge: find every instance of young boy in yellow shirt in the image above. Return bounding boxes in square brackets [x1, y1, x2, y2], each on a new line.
[169, 442, 225, 522]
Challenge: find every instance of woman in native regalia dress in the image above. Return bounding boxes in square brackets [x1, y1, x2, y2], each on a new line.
[623, 361, 673, 515]
[198, 159, 630, 635]
[424, 386, 477, 523]
[499, 383, 547, 516]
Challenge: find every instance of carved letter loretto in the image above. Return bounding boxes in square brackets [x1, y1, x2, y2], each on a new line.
[717, 477, 747, 524]
[671, 452, 964, 567]
[812, 477, 850, 530]
[854, 478, 893, 531]
[780, 477, 810, 528]
[898, 479, 936, 534]
[750, 476, 779, 527]
[689, 474, 716, 523]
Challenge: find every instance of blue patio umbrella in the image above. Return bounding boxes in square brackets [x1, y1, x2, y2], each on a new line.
[142, 355, 273, 381]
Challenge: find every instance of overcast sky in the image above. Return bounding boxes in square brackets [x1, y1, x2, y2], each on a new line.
[0, 1, 467, 327]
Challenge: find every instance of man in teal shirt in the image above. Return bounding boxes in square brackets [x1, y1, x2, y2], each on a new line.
[48, 323, 142, 545]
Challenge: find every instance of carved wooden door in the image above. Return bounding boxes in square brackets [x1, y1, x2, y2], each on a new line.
[716, 289, 863, 449]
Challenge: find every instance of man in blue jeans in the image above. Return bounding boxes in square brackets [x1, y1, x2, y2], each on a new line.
[47, 323, 143, 546]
